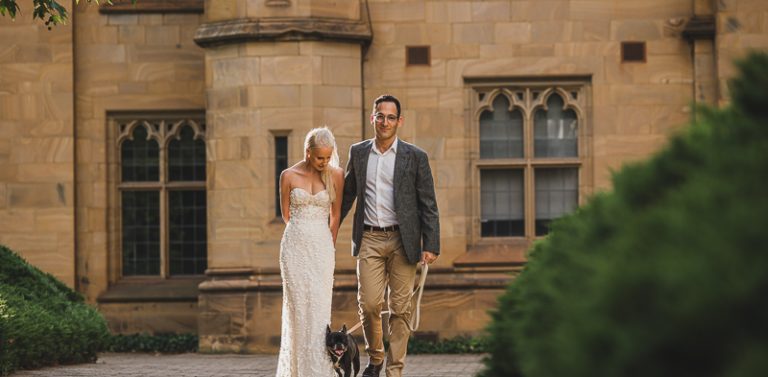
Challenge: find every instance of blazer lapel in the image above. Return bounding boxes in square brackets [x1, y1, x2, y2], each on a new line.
[357, 140, 373, 195]
[393, 142, 410, 200]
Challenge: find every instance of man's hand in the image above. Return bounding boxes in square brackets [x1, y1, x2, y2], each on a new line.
[421, 251, 438, 265]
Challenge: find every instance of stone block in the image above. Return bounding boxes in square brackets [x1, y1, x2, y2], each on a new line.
[393, 23, 452, 45]
[138, 14, 164, 26]
[0, 184, 5, 209]
[246, 85, 301, 108]
[570, 1, 612, 21]
[471, 1, 510, 22]
[206, 0, 245, 22]
[368, 2, 425, 22]
[310, 0, 360, 19]
[163, 14, 201, 26]
[213, 57, 260, 88]
[309, 85, 357, 108]
[511, 1, 569, 21]
[145, 25, 181, 46]
[15, 45, 53, 63]
[426, 1, 471, 23]
[243, 41, 300, 57]
[10, 137, 73, 163]
[610, 20, 663, 41]
[495, 22, 532, 44]
[453, 23, 495, 45]
[0, 209, 34, 232]
[107, 14, 138, 26]
[260, 56, 320, 85]
[613, 0, 690, 19]
[80, 44, 127, 64]
[430, 44, 480, 60]
[118, 25, 146, 44]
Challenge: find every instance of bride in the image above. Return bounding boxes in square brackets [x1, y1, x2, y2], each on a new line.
[276, 127, 344, 377]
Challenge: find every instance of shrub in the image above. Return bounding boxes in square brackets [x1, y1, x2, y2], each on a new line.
[105, 333, 198, 353]
[407, 335, 488, 354]
[480, 52, 768, 377]
[0, 245, 110, 376]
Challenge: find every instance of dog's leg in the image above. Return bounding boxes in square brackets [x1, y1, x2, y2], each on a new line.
[352, 354, 360, 377]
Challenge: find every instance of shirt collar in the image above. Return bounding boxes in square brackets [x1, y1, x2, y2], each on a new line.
[372, 137, 398, 156]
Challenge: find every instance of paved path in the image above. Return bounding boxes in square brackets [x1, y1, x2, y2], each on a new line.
[11, 353, 486, 377]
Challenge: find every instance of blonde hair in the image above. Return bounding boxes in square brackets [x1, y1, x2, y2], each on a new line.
[304, 127, 339, 202]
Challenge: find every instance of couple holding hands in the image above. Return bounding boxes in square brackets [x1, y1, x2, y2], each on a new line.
[275, 94, 440, 377]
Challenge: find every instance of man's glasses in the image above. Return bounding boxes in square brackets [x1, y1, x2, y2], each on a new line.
[373, 113, 399, 124]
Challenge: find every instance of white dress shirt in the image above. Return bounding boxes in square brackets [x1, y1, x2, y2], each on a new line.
[364, 138, 399, 227]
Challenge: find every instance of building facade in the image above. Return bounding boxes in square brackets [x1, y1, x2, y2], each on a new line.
[1, 0, 766, 352]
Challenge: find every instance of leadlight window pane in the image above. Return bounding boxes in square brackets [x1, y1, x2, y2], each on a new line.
[122, 190, 160, 275]
[481, 169, 524, 237]
[168, 125, 206, 182]
[534, 94, 578, 158]
[275, 136, 288, 217]
[480, 95, 523, 159]
[535, 168, 578, 236]
[168, 190, 207, 275]
[121, 125, 160, 182]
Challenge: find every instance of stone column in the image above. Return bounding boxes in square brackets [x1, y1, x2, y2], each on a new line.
[194, 0, 370, 353]
[684, 0, 718, 107]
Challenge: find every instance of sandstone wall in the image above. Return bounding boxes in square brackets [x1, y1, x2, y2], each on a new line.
[72, 3, 206, 317]
[715, 0, 768, 105]
[0, 1, 76, 287]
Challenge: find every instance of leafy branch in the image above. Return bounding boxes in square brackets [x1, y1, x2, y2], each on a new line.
[0, 0, 135, 28]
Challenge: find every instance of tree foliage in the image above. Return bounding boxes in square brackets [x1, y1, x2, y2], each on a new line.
[0, 0, 134, 28]
[480, 51, 768, 377]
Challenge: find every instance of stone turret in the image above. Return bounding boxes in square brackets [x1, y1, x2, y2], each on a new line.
[193, 0, 371, 353]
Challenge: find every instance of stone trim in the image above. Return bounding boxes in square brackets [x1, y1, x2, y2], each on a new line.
[198, 270, 512, 293]
[97, 278, 203, 303]
[100, 0, 204, 14]
[194, 17, 373, 48]
[682, 16, 716, 41]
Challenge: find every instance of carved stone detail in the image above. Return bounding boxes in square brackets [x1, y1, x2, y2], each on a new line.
[194, 17, 372, 48]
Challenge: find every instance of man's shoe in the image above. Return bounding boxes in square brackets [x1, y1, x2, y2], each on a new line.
[361, 362, 383, 377]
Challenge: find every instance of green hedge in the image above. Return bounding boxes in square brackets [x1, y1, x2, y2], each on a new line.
[105, 333, 198, 353]
[0, 245, 110, 376]
[480, 52, 768, 377]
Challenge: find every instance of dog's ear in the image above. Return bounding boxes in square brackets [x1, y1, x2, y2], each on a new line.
[327, 324, 331, 334]
[341, 324, 347, 332]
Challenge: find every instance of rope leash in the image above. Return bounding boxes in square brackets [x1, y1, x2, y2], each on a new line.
[346, 263, 429, 335]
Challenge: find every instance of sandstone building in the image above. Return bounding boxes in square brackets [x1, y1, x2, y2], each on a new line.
[1, 0, 766, 352]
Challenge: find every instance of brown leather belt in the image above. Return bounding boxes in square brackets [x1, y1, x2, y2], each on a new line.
[363, 224, 399, 232]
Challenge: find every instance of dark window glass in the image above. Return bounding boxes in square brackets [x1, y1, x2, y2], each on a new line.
[122, 190, 160, 275]
[535, 168, 578, 236]
[121, 125, 160, 182]
[481, 169, 524, 237]
[480, 95, 523, 159]
[168, 190, 207, 275]
[168, 125, 206, 182]
[534, 94, 578, 158]
[275, 136, 288, 217]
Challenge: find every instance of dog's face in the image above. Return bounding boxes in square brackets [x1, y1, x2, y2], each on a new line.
[326, 324, 349, 358]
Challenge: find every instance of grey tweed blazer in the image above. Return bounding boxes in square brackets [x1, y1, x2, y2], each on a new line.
[340, 139, 440, 264]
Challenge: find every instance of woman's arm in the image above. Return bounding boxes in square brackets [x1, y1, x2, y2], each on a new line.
[330, 167, 345, 245]
[279, 170, 292, 224]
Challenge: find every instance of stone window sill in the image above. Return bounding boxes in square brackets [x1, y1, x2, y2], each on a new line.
[97, 277, 204, 303]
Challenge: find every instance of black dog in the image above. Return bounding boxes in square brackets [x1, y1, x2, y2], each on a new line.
[326, 324, 360, 377]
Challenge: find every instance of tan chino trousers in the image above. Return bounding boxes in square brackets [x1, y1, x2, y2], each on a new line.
[357, 230, 418, 377]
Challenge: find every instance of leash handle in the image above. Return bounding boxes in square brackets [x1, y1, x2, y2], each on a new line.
[346, 263, 429, 335]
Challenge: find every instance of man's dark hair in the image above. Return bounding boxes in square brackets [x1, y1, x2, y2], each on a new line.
[373, 94, 401, 117]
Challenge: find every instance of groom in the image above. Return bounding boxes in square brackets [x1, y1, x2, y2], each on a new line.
[340, 94, 440, 377]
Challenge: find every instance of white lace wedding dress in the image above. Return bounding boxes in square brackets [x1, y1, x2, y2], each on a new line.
[276, 188, 336, 377]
